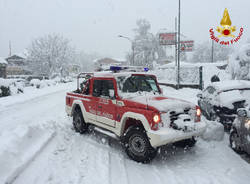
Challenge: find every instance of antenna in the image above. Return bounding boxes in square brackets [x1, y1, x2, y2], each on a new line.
[9, 40, 12, 56]
[145, 92, 149, 110]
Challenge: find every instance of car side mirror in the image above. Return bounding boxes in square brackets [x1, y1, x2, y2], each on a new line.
[197, 93, 202, 99]
[237, 108, 247, 117]
[160, 88, 164, 94]
[109, 89, 115, 99]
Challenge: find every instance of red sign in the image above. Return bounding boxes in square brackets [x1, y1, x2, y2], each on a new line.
[180, 40, 194, 52]
[159, 33, 176, 45]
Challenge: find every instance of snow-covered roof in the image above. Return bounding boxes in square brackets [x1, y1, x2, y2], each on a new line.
[210, 80, 250, 91]
[112, 58, 126, 62]
[0, 57, 8, 65]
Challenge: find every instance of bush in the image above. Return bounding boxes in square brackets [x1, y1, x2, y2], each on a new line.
[0, 85, 11, 97]
[30, 79, 41, 88]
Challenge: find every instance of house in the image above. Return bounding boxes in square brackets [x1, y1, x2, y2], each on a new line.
[5, 54, 32, 76]
[0, 57, 8, 78]
[94, 58, 128, 71]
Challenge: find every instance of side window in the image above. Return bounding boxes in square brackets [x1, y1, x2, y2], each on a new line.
[101, 80, 114, 97]
[93, 80, 102, 97]
[83, 81, 90, 95]
[93, 79, 114, 98]
[122, 76, 137, 92]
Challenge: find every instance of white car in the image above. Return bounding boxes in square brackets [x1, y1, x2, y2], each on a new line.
[198, 80, 250, 129]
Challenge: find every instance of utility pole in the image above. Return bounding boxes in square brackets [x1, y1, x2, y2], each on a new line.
[211, 40, 214, 63]
[177, 0, 181, 89]
[175, 17, 177, 67]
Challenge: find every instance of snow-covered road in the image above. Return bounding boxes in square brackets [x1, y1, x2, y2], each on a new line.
[0, 83, 250, 184]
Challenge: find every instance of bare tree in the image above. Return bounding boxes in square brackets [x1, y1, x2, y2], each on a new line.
[27, 34, 75, 77]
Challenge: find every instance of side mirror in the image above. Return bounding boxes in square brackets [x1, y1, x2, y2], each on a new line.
[160, 88, 164, 94]
[237, 108, 247, 117]
[109, 89, 115, 99]
[197, 93, 202, 99]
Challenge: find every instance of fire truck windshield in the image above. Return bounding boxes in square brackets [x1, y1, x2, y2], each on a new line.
[117, 75, 160, 94]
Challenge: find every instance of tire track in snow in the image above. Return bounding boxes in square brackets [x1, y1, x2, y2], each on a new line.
[109, 150, 129, 184]
[6, 131, 56, 184]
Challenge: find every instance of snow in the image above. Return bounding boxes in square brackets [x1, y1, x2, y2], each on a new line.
[130, 95, 193, 112]
[0, 81, 74, 111]
[0, 126, 55, 184]
[219, 90, 245, 109]
[0, 75, 250, 184]
[154, 62, 231, 87]
[212, 80, 250, 92]
[228, 43, 250, 80]
[201, 119, 224, 141]
[205, 80, 250, 108]
[30, 79, 41, 87]
[238, 43, 250, 63]
[0, 78, 13, 87]
[0, 57, 7, 64]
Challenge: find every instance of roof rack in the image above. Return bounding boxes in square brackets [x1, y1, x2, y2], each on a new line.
[77, 72, 94, 90]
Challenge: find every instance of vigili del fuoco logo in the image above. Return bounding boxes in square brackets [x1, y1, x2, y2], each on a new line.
[209, 8, 243, 45]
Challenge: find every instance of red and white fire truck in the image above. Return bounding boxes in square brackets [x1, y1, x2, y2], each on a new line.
[66, 67, 206, 163]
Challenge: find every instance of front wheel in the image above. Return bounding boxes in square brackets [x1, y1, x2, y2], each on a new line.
[73, 109, 88, 134]
[124, 127, 157, 163]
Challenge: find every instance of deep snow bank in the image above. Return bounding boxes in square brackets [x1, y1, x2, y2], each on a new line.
[0, 125, 55, 184]
[201, 118, 225, 141]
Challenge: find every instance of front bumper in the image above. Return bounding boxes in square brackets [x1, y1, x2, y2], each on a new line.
[147, 121, 206, 148]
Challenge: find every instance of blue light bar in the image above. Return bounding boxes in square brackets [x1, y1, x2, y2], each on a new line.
[110, 66, 148, 72]
[110, 66, 122, 71]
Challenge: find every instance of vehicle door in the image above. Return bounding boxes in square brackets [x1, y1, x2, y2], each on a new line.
[93, 79, 116, 127]
[83, 79, 96, 122]
[240, 115, 250, 154]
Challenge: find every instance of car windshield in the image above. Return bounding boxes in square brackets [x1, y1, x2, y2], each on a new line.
[117, 75, 160, 94]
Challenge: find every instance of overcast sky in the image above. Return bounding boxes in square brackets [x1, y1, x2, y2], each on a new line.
[0, 0, 249, 59]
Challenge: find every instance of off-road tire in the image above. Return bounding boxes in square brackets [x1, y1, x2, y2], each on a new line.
[229, 129, 243, 154]
[173, 137, 197, 148]
[123, 127, 157, 163]
[73, 108, 88, 134]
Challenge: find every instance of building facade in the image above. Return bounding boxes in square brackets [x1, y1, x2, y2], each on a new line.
[0, 58, 8, 78]
[5, 55, 32, 76]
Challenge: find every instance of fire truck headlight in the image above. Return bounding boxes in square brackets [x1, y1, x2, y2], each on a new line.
[153, 114, 161, 124]
[196, 108, 201, 117]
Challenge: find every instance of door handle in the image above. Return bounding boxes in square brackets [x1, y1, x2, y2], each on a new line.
[98, 105, 102, 108]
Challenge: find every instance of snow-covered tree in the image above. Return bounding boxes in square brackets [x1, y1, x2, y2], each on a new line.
[191, 41, 232, 63]
[74, 51, 101, 72]
[27, 34, 75, 77]
[228, 43, 250, 80]
[127, 19, 166, 68]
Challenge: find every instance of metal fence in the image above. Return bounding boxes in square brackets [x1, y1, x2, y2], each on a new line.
[152, 66, 203, 90]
